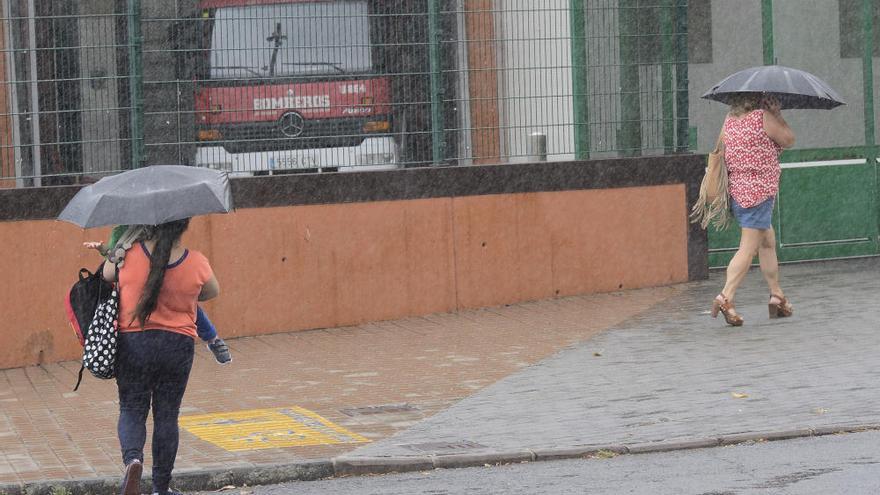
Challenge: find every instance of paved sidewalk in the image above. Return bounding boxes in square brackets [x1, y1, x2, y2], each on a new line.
[0, 278, 678, 491]
[1, 257, 878, 493]
[347, 257, 880, 459]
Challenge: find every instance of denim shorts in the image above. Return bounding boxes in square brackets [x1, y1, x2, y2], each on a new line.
[731, 196, 775, 230]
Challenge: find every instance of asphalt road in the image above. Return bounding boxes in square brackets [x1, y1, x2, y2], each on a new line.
[240, 431, 880, 495]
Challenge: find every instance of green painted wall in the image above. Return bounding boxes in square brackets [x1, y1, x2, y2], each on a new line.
[708, 162, 880, 267]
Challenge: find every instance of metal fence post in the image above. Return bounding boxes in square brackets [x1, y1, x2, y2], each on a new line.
[569, 0, 589, 159]
[26, 0, 41, 186]
[862, 0, 876, 155]
[528, 132, 547, 162]
[428, 0, 445, 165]
[762, 0, 774, 65]
[617, 0, 641, 157]
[660, 0, 674, 154]
[128, 0, 144, 168]
[674, 0, 689, 152]
[863, 0, 878, 232]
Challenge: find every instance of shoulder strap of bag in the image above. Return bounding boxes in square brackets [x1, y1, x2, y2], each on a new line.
[713, 127, 725, 154]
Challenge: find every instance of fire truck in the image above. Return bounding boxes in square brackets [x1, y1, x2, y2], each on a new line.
[191, 0, 400, 174]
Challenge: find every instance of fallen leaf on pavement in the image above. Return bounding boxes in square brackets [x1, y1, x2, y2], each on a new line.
[593, 449, 618, 459]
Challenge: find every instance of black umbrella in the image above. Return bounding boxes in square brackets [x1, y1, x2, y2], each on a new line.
[702, 65, 845, 110]
[58, 165, 234, 228]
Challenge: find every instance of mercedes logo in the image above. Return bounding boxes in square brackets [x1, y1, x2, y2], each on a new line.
[279, 111, 305, 138]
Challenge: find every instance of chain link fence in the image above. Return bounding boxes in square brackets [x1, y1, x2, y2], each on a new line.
[0, 0, 876, 187]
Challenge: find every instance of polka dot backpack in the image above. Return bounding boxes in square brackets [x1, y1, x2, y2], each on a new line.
[82, 265, 120, 382]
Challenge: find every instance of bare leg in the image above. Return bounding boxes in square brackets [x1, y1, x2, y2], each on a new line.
[757, 226, 784, 298]
[721, 228, 763, 305]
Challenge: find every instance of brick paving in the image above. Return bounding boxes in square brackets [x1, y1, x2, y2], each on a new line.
[0, 285, 677, 486]
[347, 257, 880, 458]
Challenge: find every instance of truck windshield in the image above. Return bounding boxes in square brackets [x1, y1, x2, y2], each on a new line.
[208, 0, 372, 80]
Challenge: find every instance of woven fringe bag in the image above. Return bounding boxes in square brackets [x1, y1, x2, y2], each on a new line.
[690, 129, 732, 230]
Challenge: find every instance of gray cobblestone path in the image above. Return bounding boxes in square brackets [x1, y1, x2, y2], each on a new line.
[349, 258, 880, 457]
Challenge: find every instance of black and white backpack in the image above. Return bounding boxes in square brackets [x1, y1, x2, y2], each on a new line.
[70, 263, 120, 390]
[82, 285, 120, 380]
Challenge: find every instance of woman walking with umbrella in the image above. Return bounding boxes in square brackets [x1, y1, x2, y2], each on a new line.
[701, 66, 846, 325]
[58, 166, 232, 494]
[104, 218, 219, 494]
[710, 92, 795, 326]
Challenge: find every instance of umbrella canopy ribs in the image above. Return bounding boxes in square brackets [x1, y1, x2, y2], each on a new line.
[58, 165, 234, 228]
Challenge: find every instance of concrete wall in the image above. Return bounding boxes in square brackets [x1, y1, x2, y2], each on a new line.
[0, 155, 705, 370]
[772, 0, 865, 149]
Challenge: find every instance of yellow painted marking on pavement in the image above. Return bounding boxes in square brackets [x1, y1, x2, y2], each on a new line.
[179, 406, 369, 451]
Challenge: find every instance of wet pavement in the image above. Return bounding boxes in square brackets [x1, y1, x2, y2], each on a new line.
[1, 257, 878, 493]
[347, 257, 880, 458]
[0, 276, 676, 490]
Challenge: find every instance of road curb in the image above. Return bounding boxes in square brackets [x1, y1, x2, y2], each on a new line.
[172, 460, 335, 490]
[530, 445, 627, 461]
[4, 425, 880, 494]
[332, 456, 434, 477]
[625, 438, 720, 454]
[432, 450, 535, 469]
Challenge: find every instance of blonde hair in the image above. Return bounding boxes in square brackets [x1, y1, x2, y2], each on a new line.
[728, 92, 761, 117]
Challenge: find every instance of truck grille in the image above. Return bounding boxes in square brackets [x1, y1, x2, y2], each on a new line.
[207, 117, 377, 154]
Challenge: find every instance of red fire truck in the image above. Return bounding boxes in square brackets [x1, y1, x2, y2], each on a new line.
[192, 0, 399, 174]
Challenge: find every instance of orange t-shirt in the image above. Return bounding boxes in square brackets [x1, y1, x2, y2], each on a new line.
[118, 242, 214, 338]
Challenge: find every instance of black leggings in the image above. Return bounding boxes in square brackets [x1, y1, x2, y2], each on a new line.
[116, 330, 194, 493]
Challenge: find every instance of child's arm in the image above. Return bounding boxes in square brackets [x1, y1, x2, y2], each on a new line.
[83, 241, 109, 256]
[84, 225, 129, 259]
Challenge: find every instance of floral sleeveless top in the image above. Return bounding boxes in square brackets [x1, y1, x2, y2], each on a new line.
[723, 109, 782, 208]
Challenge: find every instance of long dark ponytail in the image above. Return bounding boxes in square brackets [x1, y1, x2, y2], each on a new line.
[132, 218, 190, 327]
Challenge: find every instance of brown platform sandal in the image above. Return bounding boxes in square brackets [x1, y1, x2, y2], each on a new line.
[769, 294, 793, 318]
[711, 294, 744, 326]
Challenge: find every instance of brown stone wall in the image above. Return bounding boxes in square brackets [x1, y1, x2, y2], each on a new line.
[0, 184, 688, 370]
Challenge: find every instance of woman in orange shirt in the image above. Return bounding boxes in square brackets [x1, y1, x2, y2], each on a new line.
[103, 218, 219, 495]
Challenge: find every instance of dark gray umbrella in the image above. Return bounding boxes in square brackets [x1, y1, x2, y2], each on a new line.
[59, 165, 233, 228]
[702, 65, 845, 110]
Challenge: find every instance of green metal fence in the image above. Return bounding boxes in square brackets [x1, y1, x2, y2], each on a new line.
[0, 1, 877, 212]
[703, 0, 879, 267]
[0, 3, 132, 187]
[0, 0, 694, 185]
